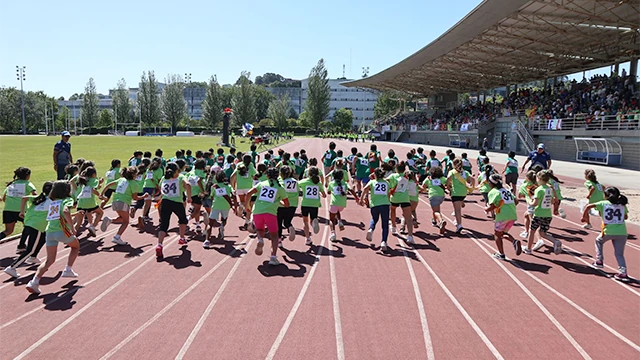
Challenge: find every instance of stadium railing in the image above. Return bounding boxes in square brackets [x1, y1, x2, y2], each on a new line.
[522, 114, 640, 131]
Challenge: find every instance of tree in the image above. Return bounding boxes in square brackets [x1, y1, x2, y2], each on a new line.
[232, 71, 256, 127]
[333, 108, 353, 131]
[319, 120, 334, 132]
[258, 118, 274, 127]
[287, 107, 299, 119]
[374, 91, 401, 119]
[161, 74, 187, 133]
[202, 75, 224, 130]
[138, 71, 162, 126]
[81, 77, 100, 132]
[98, 109, 113, 128]
[305, 59, 330, 131]
[112, 78, 132, 128]
[255, 73, 284, 86]
[267, 94, 290, 132]
[221, 86, 234, 109]
[298, 111, 311, 128]
[254, 85, 275, 121]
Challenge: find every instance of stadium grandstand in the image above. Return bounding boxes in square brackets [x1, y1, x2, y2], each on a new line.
[344, 0, 640, 169]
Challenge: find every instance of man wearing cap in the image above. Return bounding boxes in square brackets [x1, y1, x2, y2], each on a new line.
[521, 143, 551, 172]
[53, 131, 73, 180]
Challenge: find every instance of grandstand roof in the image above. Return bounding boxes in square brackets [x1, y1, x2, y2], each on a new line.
[343, 0, 640, 95]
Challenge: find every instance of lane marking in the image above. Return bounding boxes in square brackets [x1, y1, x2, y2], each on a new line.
[328, 230, 345, 360]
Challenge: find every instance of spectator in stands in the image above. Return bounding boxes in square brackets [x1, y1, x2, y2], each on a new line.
[521, 143, 552, 172]
[53, 131, 73, 180]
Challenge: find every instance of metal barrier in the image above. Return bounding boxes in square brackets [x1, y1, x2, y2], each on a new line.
[523, 114, 640, 131]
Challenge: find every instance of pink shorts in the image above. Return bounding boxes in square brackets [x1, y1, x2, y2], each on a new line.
[329, 205, 345, 214]
[253, 213, 278, 232]
[495, 220, 515, 233]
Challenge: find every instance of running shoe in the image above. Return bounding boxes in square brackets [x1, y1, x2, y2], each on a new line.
[558, 208, 566, 219]
[330, 232, 337, 242]
[532, 239, 545, 252]
[255, 238, 264, 256]
[178, 238, 188, 246]
[439, 221, 447, 235]
[3, 266, 19, 278]
[399, 224, 406, 234]
[380, 241, 388, 251]
[269, 257, 281, 266]
[25, 256, 40, 265]
[431, 219, 437, 227]
[513, 240, 522, 256]
[137, 217, 145, 229]
[493, 253, 506, 261]
[523, 248, 532, 255]
[305, 238, 313, 246]
[519, 231, 529, 239]
[288, 226, 296, 241]
[553, 240, 562, 255]
[451, 212, 456, 216]
[155, 244, 163, 259]
[406, 235, 415, 245]
[203, 240, 211, 249]
[101, 217, 112, 232]
[338, 220, 345, 231]
[614, 273, 629, 282]
[26, 279, 40, 294]
[278, 241, 284, 249]
[112, 235, 128, 246]
[366, 229, 373, 241]
[391, 227, 397, 235]
[62, 268, 78, 278]
[592, 260, 604, 269]
[413, 219, 419, 228]
[312, 218, 320, 234]
[87, 225, 97, 237]
[582, 223, 592, 229]
[143, 216, 152, 223]
[455, 224, 463, 234]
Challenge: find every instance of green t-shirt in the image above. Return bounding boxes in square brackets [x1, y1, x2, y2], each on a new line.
[355, 156, 370, 179]
[422, 177, 446, 198]
[386, 173, 410, 204]
[519, 180, 536, 198]
[505, 157, 519, 175]
[77, 177, 99, 209]
[294, 157, 307, 176]
[187, 169, 207, 196]
[383, 156, 399, 164]
[281, 177, 300, 208]
[549, 179, 563, 200]
[133, 173, 145, 194]
[323, 150, 337, 167]
[105, 167, 121, 182]
[447, 170, 471, 197]
[488, 187, 518, 222]
[2, 180, 37, 212]
[143, 168, 163, 189]
[23, 195, 50, 232]
[366, 151, 380, 169]
[427, 158, 441, 169]
[594, 200, 628, 236]
[249, 151, 259, 165]
[367, 179, 391, 207]
[251, 180, 287, 215]
[161, 174, 186, 203]
[328, 180, 349, 207]
[45, 197, 74, 233]
[233, 165, 257, 190]
[299, 178, 325, 208]
[112, 178, 140, 204]
[211, 182, 234, 211]
[478, 173, 491, 193]
[585, 180, 605, 203]
[533, 184, 553, 218]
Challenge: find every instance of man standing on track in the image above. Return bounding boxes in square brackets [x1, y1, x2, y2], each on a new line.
[521, 143, 552, 172]
[53, 131, 73, 180]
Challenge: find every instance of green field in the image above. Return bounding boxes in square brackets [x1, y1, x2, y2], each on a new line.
[0, 134, 291, 237]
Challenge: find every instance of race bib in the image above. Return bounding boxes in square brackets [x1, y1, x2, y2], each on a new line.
[34, 199, 50, 212]
[430, 160, 439, 167]
[253, 179, 260, 186]
[507, 159, 519, 167]
[215, 187, 228, 197]
[541, 188, 553, 209]
[408, 159, 415, 167]
[359, 158, 369, 166]
[284, 179, 298, 193]
[325, 153, 332, 160]
[596, 184, 603, 192]
[47, 200, 62, 221]
[499, 188, 515, 204]
[106, 170, 115, 180]
[115, 180, 129, 194]
[603, 203, 624, 225]
[161, 179, 179, 197]
[396, 177, 408, 193]
[373, 182, 388, 195]
[431, 179, 441, 186]
[333, 185, 345, 195]
[305, 186, 319, 199]
[135, 175, 143, 182]
[258, 186, 277, 203]
[461, 172, 468, 179]
[146, 171, 154, 180]
[78, 186, 92, 199]
[7, 183, 26, 198]
[408, 184, 417, 196]
[188, 175, 199, 186]
[462, 159, 471, 168]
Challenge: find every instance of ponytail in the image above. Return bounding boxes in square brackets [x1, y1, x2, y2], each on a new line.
[605, 187, 628, 206]
[33, 181, 54, 206]
[165, 162, 179, 180]
[308, 167, 320, 184]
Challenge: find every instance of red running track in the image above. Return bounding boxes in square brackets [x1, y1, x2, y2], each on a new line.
[0, 137, 638, 360]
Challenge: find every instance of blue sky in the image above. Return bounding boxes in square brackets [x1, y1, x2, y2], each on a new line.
[0, 0, 627, 98]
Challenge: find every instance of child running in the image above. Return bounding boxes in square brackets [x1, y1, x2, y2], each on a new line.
[204, 170, 237, 248]
[446, 159, 475, 233]
[141, 157, 163, 225]
[386, 163, 415, 244]
[502, 151, 519, 195]
[525, 170, 562, 255]
[518, 170, 538, 239]
[484, 174, 522, 260]
[327, 170, 358, 242]
[101, 159, 121, 208]
[75, 166, 104, 236]
[26, 181, 80, 294]
[156, 162, 192, 259]
[101, 167, 147, 245]
[1, 167, 37, 248]
[298, 167, 326, 246]
[230, 155, 257, 230]
[360, 168, 391, 250]
[582, 186, 630, 281]
[278, 166, 299, 243]
[582, 169, 605, 229]
[187, 159, 207, 233]
[421, 166, 447, 234]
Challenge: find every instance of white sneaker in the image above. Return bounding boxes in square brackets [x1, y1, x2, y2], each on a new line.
[406, 235, 415, 245]
[255, 239, 264, 256]
[391, 227, 397, 235]
[553, 240, 563, 255]
[305, 237, 313, 246]
[380, 241, 388, 251]
[338, 220, 345, 231]
[61, 268, 78, 278]
[112, 235, 128, 246]
[269, 257, 280, 266]
[451, 212, 456, 216]
[455, 224, 463, 233]
[26, 279, 40, 294]
[312, 218, 320, 234]
[366, 229, 373, 241]
[558, 209, 566, 219]
[4, 266, 19, 278]
[278, 241, 284, 249]
[523, 248, 532, 255]
[582, 223, 593, 229]
[288, 226, 296, 241]
[532, 239, 545, 252]
[101, 217, 112, 232]
[203, 240, 211, 249]
[25, 256, 41, 265]
[519, 231, 529, 239]
[330, 232, 337, 242]
[87, 225, 97, 237]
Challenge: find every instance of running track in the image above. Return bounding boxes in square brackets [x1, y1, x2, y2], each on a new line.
[1, 138, 638, 360]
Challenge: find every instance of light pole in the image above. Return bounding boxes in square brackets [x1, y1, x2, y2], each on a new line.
[361, 67, 369, 130]
[16, 66, 26, 135]
[184, 73, 193, 127]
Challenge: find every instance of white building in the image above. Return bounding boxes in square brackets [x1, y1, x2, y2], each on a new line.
[301, 78, 378, 126]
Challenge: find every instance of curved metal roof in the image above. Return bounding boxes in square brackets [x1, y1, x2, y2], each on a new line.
[343, 0, 640, 95]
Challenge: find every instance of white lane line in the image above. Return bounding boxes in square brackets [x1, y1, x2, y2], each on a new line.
[265, 201, 333, 360]
[328, 232, 345, 360]
[100, 236, 253, 360]
[173, 237, 255, 360]
[396, 239, 435, 360]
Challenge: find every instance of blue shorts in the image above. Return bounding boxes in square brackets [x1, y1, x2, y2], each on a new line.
[209, 209, 230, 221]
[135, 187, 155, 209]
[358, 176, 370, 185]
[46, 231, 76, 247]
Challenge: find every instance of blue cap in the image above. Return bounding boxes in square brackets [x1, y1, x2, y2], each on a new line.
[61, 131, 71, 136]
[537, 143, 545, 149]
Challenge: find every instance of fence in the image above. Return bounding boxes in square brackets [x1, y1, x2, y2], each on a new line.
[523, 114, 640, 132]
[377, 121, 478, 133]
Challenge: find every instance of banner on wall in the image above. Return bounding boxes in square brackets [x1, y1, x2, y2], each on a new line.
[410, 125, 417, 132]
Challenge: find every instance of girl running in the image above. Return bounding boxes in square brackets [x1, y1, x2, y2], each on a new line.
[524, 170, 562, 255]
[245, 167, 289, 265]
[26, 181, 80, 294]
[323, 142, 338, 176]
[187, 159, 207, 233]
[547, 170, 566, 219]
[582, 186, 629, 281]
[367, 144, 382, 175]
[446, 159, 475, 233]
[478, 164, 495, 219]
[4, 182, 53, 278]
[518, 170, 538, 239]
[298, 167, 326, 246]
[360, 168, 391, 250]
[408, 171, 420, 229]
[278, 166, 299, 244]
[327, 170, 358, 242]
[101, 167, 147, 246]
[204, 170, 236, 248]
[101, 159, 121, 208]
[141, 157, 163, 225]
[421, 166, 447, 234]
[461, 153, 472, 175]
[1, 167, 37, 247]
[304, 158, 325, 186]
[502, 151, 519, 195]
[484, 174, 522, 260]
[582, 169, 605, 229]
[230, 155, 257, 230]
[386, 163, 415, 244]
[75, 166, 104, 236]
[156, 162, 192, 259]
[353, 152, 370, 195]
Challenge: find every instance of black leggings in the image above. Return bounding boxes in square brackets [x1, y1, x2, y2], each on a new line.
[12, 226, 46, 267]
[159, 200, 188, 233]
[277, 207, 296, 237]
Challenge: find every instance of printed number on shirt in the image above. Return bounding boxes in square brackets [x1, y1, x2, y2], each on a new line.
[188, 175, 199, 186]
[78, 186, 92, 199]
[541, 188, 553, 209]
[106, 170, 115, 180]
[115, 180, 129, 194]
[146, 171, 154, 180]
[507, 159, 518, 167]
[325, 153, 332, 160]
[161, 179, 179, 197]
[596, 184, 603, 192]
[284, 179, 298, 193]
[373, 182, 387, 195]
[431, 178, 441, 186]
[259, 186, 277, 203]
[603, 204, 624, 225]
[499, 189, 515, 204]
[6, 183, 26, 198]
[34, 198, 50, 212]
[396, 177, 408, 192]
[215, 187, 228, 197]
[359, 158, 369, 166]
[305, 186, 319, 199]
[47, 200, 62, 221]
[135, 175, 143, 181]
